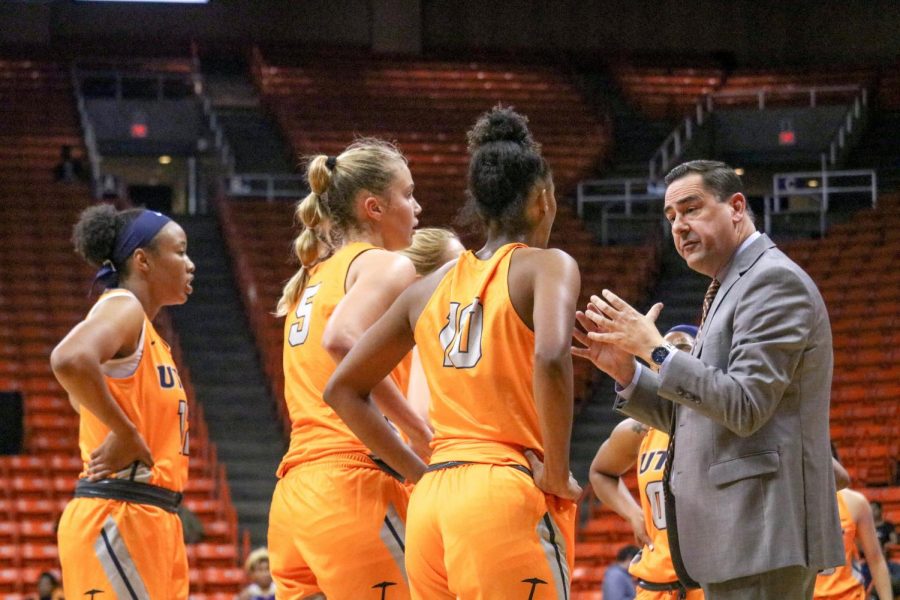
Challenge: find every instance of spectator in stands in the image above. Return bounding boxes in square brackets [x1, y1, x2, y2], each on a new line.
[29, 571, 59, 600]
[604, 545, 640, 600]
[237, 547, 276, 600]
[872, 501, 897, 549]
[51, 205, 195, 598]
[53, 144, 85, 183]
[575, 160, 842, 599]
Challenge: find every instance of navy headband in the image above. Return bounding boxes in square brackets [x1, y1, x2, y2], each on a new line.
[92, 210, 172, 290]
[666, 324, 699, 338]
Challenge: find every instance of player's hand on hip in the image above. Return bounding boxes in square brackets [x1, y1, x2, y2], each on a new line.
[525, 450, 582, 502]
[87, 428, 155, 481]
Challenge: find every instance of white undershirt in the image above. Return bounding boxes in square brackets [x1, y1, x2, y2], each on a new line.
[87, 289, 145, 379]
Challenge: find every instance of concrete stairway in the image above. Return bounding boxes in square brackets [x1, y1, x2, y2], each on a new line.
[171, 215, 286, 547]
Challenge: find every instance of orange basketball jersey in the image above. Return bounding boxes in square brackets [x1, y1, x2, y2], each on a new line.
[814, 490, 865, 599]
[278, 242, 380, 475]
[629, 427, 677, 584]
[77, 290, 189, 492]
[414, 243, 540, 468]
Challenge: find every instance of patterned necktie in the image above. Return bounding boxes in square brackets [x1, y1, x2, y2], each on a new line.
[699, 277, 721, 330]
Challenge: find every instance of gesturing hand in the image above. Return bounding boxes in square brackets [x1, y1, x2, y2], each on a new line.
[87, 428, 155, 481]
[584, 290, 665, 364]
[524, 450, 582, 502]
[572, 308, 637, 385]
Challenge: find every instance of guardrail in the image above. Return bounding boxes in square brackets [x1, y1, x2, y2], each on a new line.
[70, 64, 103, 197]
[648, 84, 864, 182]
[576, 178, 665, 245]
[766, 168, 877, 237]
[823, 88, 868, 168]
[227, 173, 308, 201]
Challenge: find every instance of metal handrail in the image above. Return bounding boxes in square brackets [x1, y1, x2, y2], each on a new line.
[648, 84, 863, 182]
[577, 178, 665, 217]
[822, 88, 868, 168]
[227, 173, 308, 201]
[70, 64, 103, 197]
[767, 168, 877, 237]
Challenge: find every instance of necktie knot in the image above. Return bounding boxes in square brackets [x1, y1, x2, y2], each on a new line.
[700, 278, 720, 329]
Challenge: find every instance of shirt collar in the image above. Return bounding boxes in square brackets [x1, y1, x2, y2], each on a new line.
[714, 230, 761, 281]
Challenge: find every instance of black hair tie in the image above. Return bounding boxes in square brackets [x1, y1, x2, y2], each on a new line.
[325, 156, 337, 170]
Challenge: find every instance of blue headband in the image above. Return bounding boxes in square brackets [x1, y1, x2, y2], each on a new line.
[666, 324, 699, 338]
[92, 210, 172, 290]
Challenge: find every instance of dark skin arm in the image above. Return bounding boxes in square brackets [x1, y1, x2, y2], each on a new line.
[513, 248, 582, 500]
[589, 419, 653, 548]
[50, 295, 154, 479]
[324, 264, 452, 483]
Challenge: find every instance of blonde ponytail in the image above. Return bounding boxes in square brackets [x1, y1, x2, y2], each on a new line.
[276, 156, 334, 316]
[276, 140, 408, 316]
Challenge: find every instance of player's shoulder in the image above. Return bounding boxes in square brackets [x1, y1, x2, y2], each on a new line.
[513, 246, 579, 278]
[612, 418, 651, 440]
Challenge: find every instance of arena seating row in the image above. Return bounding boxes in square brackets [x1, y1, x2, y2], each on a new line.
[609, 62, 874, 121]
[0, 58, 242, 595]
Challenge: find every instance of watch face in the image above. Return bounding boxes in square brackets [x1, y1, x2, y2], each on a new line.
[651, 346, 669, 365]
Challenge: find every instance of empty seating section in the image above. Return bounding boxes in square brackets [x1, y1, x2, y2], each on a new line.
[0, 58, 240, 594]
[609, 62, 874, 124]
[610, 63, 724, 121]
[782, 192, 900, 488]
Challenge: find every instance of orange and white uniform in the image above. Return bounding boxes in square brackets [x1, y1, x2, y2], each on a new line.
[57, 289, 190, 599]
[406, 243, 576, 599]
[268, 242, 411, 600]
[814, 490, 865, 600]
[630, 429, 704, 600]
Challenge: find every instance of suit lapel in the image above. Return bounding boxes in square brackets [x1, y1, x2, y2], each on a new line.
[695, 234, 776, 355]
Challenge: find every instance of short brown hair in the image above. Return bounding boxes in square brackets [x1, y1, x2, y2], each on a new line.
[665, 160, 752, 219]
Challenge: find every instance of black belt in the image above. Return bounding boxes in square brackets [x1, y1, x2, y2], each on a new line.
[368, 455, 404, 482]
[637, 579, 699, 596]
[425, 460, 532, 476]
[74, 478, 183, 513]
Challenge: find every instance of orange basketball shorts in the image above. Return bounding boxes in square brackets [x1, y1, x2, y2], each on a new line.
[57, 496, 188, 599]
[405, 462, 576, 600]
[267, 452, 412, 600]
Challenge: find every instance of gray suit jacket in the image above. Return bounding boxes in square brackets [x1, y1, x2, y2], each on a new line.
[616, 234, 843, 584]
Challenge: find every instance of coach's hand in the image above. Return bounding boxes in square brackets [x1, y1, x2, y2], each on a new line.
[525, 450, 582, 502]
[87, 427, 155, 481]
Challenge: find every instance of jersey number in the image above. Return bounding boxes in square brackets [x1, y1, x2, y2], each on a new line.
[439, 300, 484, 369]
[178, 399, 189, 456]
[646, 480, 666, 530]
[288, 283, 322, 347]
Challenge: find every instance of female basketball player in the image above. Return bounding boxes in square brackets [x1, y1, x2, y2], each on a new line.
[268, 139, 432, 599]
[51, 205, 194, 598]
[587, 325, 705, 600]
[325, 107, 582, 599]
[814, 448, 892, 600]
[395, 227, 465, 419]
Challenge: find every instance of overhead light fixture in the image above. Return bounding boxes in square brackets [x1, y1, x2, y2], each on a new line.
[807, 179, 819, 188]
[734, 168, 745, 176]
[158, 155, 172, 165]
